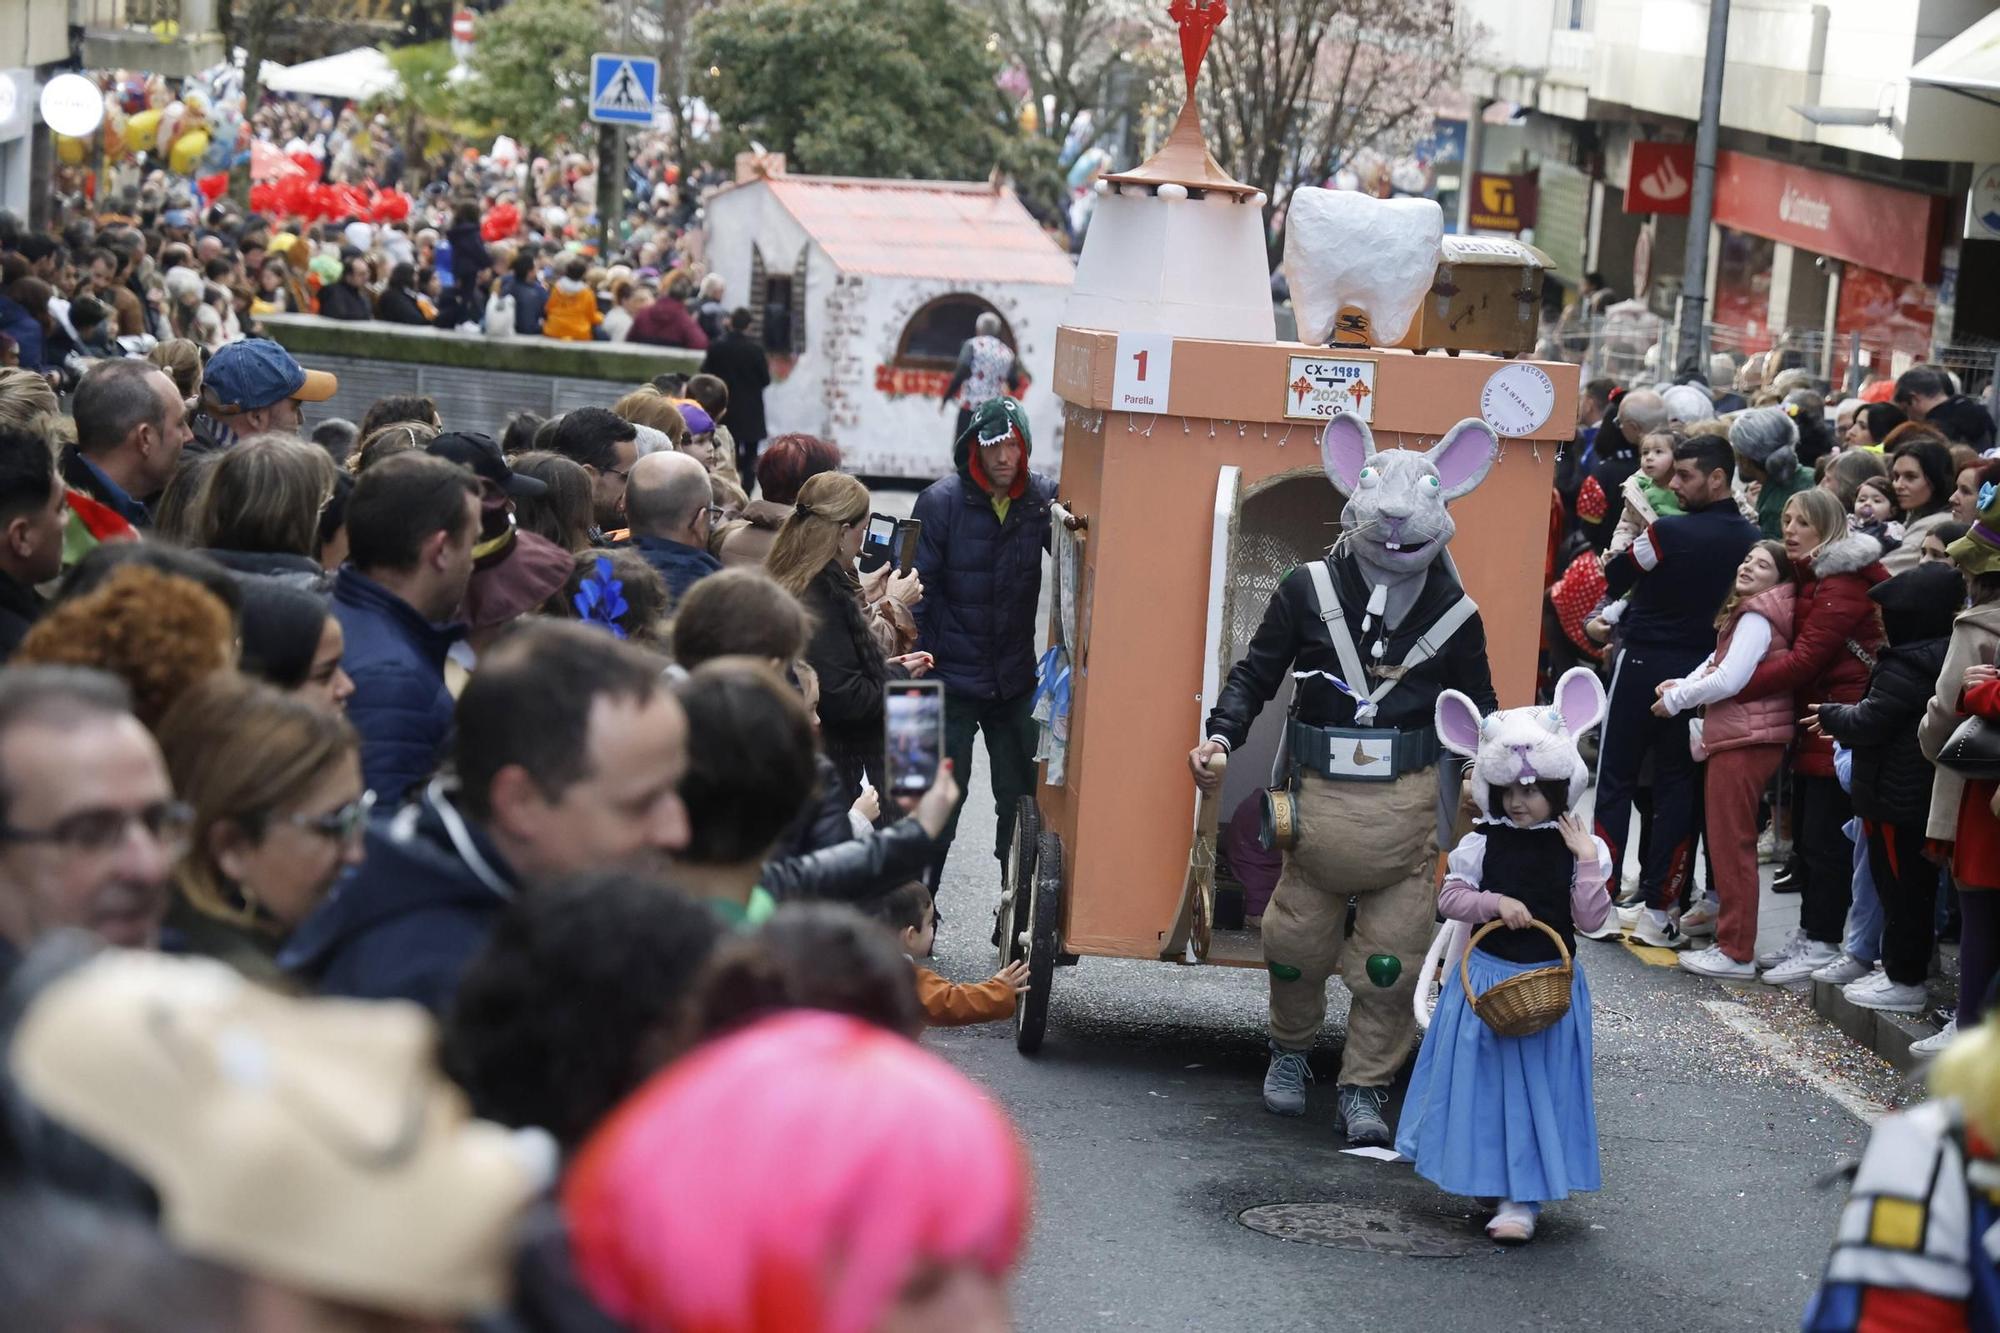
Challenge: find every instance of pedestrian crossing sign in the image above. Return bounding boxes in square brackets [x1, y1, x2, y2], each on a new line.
[590, 52, 658, 126]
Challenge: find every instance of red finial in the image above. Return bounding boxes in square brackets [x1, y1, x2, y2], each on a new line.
[1168, 0, 1228, 97]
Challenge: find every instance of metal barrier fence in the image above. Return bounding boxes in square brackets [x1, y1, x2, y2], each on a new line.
[1545, 311, 2000, 410]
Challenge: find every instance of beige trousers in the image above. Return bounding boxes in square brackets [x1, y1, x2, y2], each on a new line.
[1263, 767, 1440, 1086]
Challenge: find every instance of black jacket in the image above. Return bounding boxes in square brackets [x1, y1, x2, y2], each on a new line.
[1603, 501, 1761, 654]
[763, 818, 936, 904]
[376, 286, 431, 326]
[1928, 395, 1997, 452]
[503, 276, 548, 335]
[1206, 552, 1496, 749]
[911, 464, 1056, 702]
[0, 570, 43, 660]
[1817, 638, 1948, 826]
[698, 332, 772, 446]
[278, 782, 515, 1014]
[317, 282, 374, 322]
[201, 547, 331, 593]
[801, 563, 887, 745]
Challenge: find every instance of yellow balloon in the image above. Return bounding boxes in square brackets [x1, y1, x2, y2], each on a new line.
[56, 135, 85, 165]
[168, 129, 209, 175]
[125, 108, 161, 153]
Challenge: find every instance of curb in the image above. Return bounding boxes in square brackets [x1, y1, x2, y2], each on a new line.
[1806, 978, 1946, 1075]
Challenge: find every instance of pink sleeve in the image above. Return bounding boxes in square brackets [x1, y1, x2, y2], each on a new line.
[1438, 877, 1504, 924]
[1570, 838, 1614, 931]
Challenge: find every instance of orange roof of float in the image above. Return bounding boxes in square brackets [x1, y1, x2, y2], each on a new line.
[718, 175, 1075, 286]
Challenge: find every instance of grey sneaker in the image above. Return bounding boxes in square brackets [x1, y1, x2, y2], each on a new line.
[1336, 1084, 1393, 1147]
[1262, 1044, 1312, 1116]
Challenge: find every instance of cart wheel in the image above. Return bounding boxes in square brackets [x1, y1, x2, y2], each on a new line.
[995, 797, 1041, 961]
[1015, 829, 1064, 1054]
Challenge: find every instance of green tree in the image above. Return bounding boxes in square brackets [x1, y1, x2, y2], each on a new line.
[371, 42, 459, 189]
[454, 0, 601, 170]
[695, 0, 1014, 180]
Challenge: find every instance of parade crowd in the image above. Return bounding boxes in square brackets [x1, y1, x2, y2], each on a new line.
[0, 169, 1058, 1330]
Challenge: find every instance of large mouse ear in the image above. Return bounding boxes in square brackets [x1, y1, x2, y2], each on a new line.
[1321, 412, 1376, 495]
[1553, 667, 1607, 738]
[1423, 418, 1500, 500]
[1435, 689, 1483, 758]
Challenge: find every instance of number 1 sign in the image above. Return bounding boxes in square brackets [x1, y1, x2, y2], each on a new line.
[1111, 332, 1175, 414]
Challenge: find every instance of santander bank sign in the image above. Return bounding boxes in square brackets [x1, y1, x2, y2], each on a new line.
[1777, 183, 1831, 231]
[1714, 149, 1942, 284]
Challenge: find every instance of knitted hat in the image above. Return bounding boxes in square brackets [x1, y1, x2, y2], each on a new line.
[1948, 477, 2000, 578]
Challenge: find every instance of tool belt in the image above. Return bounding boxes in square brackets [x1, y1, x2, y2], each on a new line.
[1288, 720, 1441, 783]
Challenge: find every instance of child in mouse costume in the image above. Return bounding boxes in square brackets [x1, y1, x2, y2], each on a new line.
[1396, 667, 1613, 1245]
[1194, 414, 1499, 1148]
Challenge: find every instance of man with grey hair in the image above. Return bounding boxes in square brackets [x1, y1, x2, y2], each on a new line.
[695, 272, 728, 342]
[1661, 383, 1717, 426]
[939, 310, 1025, 446]
[0, 667, 181, 970]
[625, 450, 722, 602]
[1710, 352, 1747, 412]
[64, 359, 192, 529]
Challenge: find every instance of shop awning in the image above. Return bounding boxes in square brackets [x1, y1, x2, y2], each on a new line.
[1909, 11, 2000, 95]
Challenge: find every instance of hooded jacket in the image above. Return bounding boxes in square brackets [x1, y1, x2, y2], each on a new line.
[542, 277, 602, 342]
[910, 420, 1057, 701]
[1738, 529, 1889, 777]
[1816, 564, 1961, 826]
[627, 297, 709, 350]
[278, 781, 515, 1012]
[1919, 601, 2000, 845]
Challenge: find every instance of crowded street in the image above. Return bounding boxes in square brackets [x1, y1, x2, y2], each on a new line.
[3, 0, 2000, 1330]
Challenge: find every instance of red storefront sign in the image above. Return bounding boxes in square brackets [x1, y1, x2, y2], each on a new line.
[1624, 142, 1694, 215]
[1712, 150, 1945, 283]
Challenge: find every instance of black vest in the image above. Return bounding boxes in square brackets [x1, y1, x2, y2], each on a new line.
[1471, 823, 1577, 964]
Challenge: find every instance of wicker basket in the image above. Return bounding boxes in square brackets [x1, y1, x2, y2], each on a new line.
[1461, 920, 1573, 1038]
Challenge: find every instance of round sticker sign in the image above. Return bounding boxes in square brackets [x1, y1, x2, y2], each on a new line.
[1479, 363, 1556, 438]
[38, 74, 103, 139]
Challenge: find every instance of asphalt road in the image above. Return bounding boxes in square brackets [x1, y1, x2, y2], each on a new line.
[869, 480, 1914, 1331]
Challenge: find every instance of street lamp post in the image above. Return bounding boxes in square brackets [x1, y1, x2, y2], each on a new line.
[1677, 0, 1730, 375]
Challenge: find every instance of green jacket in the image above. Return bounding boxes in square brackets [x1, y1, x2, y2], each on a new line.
[1755, 467, 1814, 541]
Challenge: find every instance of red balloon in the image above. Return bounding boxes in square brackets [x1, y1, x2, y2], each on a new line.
[196, 171, 228, 203]
[289, 151, 323, 183]
[481, 201, 520, 242]
[249, 182, 275, 213]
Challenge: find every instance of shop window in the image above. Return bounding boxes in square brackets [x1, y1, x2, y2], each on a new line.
[894, 295, 1014, 370]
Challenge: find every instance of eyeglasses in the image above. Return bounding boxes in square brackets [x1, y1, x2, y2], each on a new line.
[702, 505, 725, 525]
[284, 790, 375, 843]
[0, 800, 193, 855]
[606, 464, 632, 481]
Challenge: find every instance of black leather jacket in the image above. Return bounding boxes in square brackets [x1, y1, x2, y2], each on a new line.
[1206, 552, 1496, 750]
[761, 818, 935, 904]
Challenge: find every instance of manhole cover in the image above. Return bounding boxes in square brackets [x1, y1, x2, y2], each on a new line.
[1237, 1202, 1483, 1257]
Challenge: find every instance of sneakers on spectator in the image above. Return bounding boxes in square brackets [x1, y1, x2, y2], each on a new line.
[1262, 1043, 1312, 1116]
[1632, 910, 1686, 950]
[1756, 827, 1782, 864]
[1757, 929, 1807, 971]
[1843, 977, 1927, 1013]
[1763, 941, 1839, 984]
[1771, 863, 1800, 893]
[1336, 1084, 1392, 1148]
[1680, 899, 1719, 937]
[1811, 953, 1874, 985]
[1577, 915, 1624, 942]
[1680, 945, 1756, 979]
[1615, 903, 1643, 932]
[1912, 1021, 1958, 1056]
[1840, 968, 1891, 995]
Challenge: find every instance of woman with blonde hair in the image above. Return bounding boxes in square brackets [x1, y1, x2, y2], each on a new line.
[194, 433, 337, 586]
[612, 387, 690, 449]
[0, 365, 59, 437]
[155, 673, 367, 981]
[767, 471, 893, 798]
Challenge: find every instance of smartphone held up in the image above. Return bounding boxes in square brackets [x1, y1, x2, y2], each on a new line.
[885, 680, 945, 797]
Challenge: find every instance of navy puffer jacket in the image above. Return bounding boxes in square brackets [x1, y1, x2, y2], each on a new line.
[912, 462, 1055, 701]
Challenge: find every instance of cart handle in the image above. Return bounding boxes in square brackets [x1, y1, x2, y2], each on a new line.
[1052, 501, 1087, 532]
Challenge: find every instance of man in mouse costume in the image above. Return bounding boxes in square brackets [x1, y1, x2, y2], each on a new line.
[1191, 414, 1499, 1146]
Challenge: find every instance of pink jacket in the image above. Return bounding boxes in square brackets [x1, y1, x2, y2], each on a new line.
[1700, 584, 1798, 755]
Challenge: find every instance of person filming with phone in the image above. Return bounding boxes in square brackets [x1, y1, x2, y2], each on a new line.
[911, 397, 1058, 898]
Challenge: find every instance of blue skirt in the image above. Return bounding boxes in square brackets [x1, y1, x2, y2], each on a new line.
[1394, 947, 1601, 1203]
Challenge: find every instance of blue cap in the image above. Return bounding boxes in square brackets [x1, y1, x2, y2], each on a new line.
[202, 338, 338, 413]
[161, 209, 195, 229]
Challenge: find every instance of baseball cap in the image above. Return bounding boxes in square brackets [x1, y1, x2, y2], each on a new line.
[160, 208, 195, 230]
[429, 431, 549, 498]
[203, 338, 339, 414]
[9, 950, 554, 1317]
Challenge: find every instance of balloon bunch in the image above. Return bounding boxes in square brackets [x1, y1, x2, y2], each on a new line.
[247, 177, 415, 224]
[481, 201, 521, 242]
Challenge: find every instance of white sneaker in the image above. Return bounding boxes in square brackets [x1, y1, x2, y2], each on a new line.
[1680, 945, 1756, 979]
[1912, 1021, 1958, 1056]
[1843, 978, 1927, 1013]
[1840, 968, 1891, 995]
[1615, 903, 1642, 932]
[1756, 827, 1778, 863]
[1680, 899, 1719, 937]
[1632, 910, 1687, 950]
[1757, 929, 1807, 971]
[1762, 941, 1840, 984]
[1577, 916, 1624, 942]
[1810, 953, 1873, 985]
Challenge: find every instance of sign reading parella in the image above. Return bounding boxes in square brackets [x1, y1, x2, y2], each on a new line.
[1712, 150, 1945, 284]
[1624, 142, 1693, 215]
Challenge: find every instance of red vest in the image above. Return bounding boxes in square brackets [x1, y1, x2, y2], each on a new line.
[1700, 584, 1797, 755]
